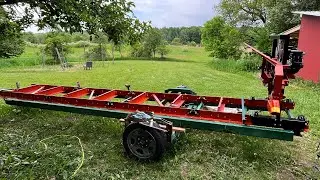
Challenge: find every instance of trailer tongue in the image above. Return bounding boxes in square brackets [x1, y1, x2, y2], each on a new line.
[0, 35, 309, 160]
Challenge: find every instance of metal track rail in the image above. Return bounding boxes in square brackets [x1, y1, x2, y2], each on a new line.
[0, 84, 308, 140]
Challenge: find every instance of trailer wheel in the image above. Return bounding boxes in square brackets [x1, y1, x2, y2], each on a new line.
[123, 123, 166, 161]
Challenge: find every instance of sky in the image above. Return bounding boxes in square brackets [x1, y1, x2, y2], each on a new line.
[26, 0, 220, 32]
[132, 0, 220, 27]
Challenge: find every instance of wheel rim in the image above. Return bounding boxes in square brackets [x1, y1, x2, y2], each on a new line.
[126, 128, 157, 159]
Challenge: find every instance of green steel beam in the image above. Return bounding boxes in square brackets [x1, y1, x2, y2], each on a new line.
[4, 98, 294, 141]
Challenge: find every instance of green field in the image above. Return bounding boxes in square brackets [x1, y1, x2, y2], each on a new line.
[1, 45, 319, 179]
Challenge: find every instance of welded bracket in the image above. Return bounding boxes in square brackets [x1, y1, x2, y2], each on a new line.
[241, 98, 247, 125]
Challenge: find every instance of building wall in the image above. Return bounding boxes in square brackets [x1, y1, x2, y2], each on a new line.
[297, 15, 320, 83]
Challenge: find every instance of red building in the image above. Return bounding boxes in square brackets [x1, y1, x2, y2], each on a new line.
[282, 11, 320, 83]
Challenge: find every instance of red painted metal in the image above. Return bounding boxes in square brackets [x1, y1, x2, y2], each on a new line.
[152, 94, 164, 107]
[94, 90, 117, 101]
[171, 94, 185, 108]
[0, 84, 297, 127]
[65, 88, 89, 98]
[217, 97, 225, 112]
[245, 43, 296, 113]
[128, 92, 148, 104]
[37, 86, 64, 95]
[297, 15, 320, 83]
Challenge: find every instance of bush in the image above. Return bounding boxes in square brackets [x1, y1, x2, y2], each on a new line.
[188, 41, 197, 46]
[171, 38, 182, 46]
[130, 43, 152, 58]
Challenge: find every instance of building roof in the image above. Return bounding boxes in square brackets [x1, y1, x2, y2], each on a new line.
[280, 25, 300, 36]
[293, 11, 320, 17]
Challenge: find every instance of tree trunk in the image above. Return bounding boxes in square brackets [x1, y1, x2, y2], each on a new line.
[100, 43, 103, 61]
[112, 43, 115, 64]
[119, 46, 122, 58]
[42, 48, 45, 67]
[83, 44, 86, 61]
[153, 50, 156, 58]
[55, 47, 64, 70]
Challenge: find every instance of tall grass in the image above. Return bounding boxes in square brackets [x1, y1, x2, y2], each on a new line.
[210, 54, 261, 73]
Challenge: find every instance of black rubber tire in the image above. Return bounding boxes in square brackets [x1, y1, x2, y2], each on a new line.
[123, 123, 166, 161]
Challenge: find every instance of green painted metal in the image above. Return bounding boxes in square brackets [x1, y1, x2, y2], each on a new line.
[196, 102, 203, 110]
[164, 86, 197, 95]
[4, 98, 294, 141]
[285, 109, 293, 119]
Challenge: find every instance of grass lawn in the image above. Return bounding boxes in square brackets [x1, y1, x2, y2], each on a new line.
[0, 45, 319, 179]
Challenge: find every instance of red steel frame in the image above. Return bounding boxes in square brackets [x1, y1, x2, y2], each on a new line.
[0, 84, 296, 126]
[245, 43, 298, 115]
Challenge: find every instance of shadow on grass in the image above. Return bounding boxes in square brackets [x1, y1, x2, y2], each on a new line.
[103, 57, 197, 63]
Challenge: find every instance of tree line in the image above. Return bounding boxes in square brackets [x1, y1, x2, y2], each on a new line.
[22, 26, 202, 46]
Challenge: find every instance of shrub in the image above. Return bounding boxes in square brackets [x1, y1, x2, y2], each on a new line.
[130, 43, 152, 58]
[188, 41, 197, 46]
[171, 38, 182, 46]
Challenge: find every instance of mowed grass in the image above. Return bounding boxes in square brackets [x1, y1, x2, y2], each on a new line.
[0, 45, 319, 179]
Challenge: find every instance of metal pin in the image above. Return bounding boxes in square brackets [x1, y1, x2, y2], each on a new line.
[16, 82, 20, 90]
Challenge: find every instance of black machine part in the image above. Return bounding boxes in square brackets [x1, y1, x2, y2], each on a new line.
[164, 85, 197, 95]
[123, 123, 167, 161]
[122, 111, 172, 160]
[251, 114, 308, 136]
[271, 34, 304, 74]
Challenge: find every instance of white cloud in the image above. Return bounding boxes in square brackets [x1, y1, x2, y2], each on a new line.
[132, 0, 220, 27]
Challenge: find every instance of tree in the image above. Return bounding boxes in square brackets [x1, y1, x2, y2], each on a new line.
[44, 33, 70, 64]
[217, 0, 320, 53]
[85, 45, 108, 61]
[157, 44, 170, 59]
[90, 32, 109, 61]
[218, 0, 320, 34]
[23, 32, 37, 44]
[0, 1, 134, 32]
[218, 0, 269, 26]
[143, 28, 163, 58]
[179, 27, 201, 44]
[0, 8, 24, 58]
[201, 17, 242, 59]
[159, 27, 201, 44]
[130, 43, 152, 58]
[246, 27, 271, 52]
[2, 0, 149, 47]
